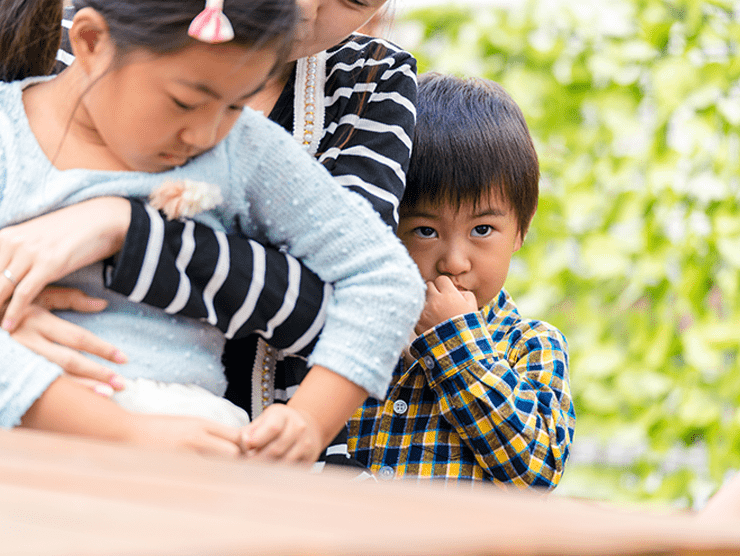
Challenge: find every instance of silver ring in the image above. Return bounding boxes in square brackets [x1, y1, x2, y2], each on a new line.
[2, 268, 17, 286]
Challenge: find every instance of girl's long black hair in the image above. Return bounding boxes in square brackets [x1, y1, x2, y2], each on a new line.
[0, 0, 298, 82]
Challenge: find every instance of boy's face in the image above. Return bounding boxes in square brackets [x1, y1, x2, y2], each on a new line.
[397, 195, 524, 310]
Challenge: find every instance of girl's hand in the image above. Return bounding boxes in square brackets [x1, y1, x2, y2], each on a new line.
[128, 413, 243, 458]
[239, 403, 323, 464]
[9, 287, 127, 394]
[415, 276, 478, 335]
[0, 197, 131, 331]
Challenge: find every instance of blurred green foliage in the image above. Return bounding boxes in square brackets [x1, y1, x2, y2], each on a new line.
[401, 0, 740, 507]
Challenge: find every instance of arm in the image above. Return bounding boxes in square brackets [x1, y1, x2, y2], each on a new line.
[411, 299, 575, 488]
[106, 200, 329, 355]
[317, 37, 417, 230]
[0, 195, 329, 355]
[20, 374, 242, 457]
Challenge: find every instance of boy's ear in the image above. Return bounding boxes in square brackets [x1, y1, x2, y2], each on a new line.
[514, 209, 537, 252]
[68, 7, 115, 78]
[513, 232, 525, 252]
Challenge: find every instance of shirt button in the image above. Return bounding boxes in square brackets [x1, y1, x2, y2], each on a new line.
[423, 356, 434, 369]
[378, 466, 395, 480]
[393, 399, 408, 414]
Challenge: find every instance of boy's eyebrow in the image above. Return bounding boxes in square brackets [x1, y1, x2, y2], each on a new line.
[474, 208, 508, 218]
[403, 207, 509, 219]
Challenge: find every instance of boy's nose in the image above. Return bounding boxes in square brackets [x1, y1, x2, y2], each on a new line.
[436, 247, 471, 276]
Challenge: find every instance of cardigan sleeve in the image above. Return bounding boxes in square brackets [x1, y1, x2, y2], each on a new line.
[0, 330, 63, 428]
[105, 200, 329, 356]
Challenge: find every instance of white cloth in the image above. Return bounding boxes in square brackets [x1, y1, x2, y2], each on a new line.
[112, 378, 250, 429]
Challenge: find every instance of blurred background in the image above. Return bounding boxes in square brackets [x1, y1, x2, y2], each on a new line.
[387, 0, 740, 508]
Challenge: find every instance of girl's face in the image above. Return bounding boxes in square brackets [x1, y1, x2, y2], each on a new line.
[291, 0, 389, 60]
[82, 43, 277, 173]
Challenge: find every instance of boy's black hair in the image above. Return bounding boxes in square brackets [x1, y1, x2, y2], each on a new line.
[403, 72, 539, 239]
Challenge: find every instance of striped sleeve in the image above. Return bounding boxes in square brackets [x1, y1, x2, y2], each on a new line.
[104, 200, 329, 356]
[318, 36, 417, 231]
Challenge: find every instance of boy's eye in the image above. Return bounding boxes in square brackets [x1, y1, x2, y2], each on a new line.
[471, 225, 493, 238]
[413, 226, 437, 239]
[172, 97, 196, 111]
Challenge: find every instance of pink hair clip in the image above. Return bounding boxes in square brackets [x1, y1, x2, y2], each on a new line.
[188, 0, 235, 44]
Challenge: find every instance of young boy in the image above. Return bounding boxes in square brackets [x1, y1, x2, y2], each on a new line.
[347, 73, 576, 487]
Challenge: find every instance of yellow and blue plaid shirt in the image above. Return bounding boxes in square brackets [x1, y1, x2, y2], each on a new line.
[348, 289, 575, 488]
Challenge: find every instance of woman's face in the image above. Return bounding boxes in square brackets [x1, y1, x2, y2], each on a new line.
[290, 0, 389, 60]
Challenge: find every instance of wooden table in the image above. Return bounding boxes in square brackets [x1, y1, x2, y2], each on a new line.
[2, 428, 739, 556]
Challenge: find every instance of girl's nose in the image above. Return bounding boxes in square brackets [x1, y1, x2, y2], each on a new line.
[180, 115, 221, 151]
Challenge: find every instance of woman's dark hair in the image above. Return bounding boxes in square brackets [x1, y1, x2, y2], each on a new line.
[0, 0, 63, 81]
[403, 72, 540, 239]
[0, 0, 297, 82]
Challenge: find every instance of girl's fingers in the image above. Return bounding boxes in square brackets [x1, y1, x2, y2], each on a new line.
[35, 287, 109, 313]
[240, 410, 288, 453]
[67, 376, 116, 398]
[14, 327, 117, 383]
[205, 421, 243, 445]
[196, 424, 243, 457]
[31, 307, 127, 366]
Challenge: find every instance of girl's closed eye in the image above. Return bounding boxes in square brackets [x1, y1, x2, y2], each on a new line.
[413, 226, 437, 239]
[172, 97, 197, 111]
[471, 224, 493, 238]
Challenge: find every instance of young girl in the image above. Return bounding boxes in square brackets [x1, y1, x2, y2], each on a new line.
[1, 0, 416, 465]
[0, 0, 424, 461]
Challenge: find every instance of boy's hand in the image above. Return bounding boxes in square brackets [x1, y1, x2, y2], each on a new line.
[127, 413, 243, 458]
[416, 276, 478, 335]
[239, 403, 322, 464]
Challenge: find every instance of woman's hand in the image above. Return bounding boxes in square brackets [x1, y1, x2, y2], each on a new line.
[0, 197, 131, 331]
[9, 287, 127, 394]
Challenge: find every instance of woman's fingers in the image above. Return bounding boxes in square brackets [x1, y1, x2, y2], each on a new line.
[0, 250, 36, 324]
[2, 259, 66, 331]
[0, 197, 131, 331]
